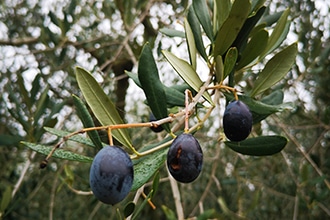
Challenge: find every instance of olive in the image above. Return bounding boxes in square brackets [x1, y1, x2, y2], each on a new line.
[223, 100, 252, 142]
[89, 146, 133, 205]
[167, 133, 203, 183]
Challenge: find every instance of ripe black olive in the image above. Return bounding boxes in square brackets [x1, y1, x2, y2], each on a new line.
[167, 133, 203, 183]
[223, 100, 252, 142]
[89, 146, 133, 205]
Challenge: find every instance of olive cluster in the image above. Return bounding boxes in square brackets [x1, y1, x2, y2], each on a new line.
[89, 100, 252, 205]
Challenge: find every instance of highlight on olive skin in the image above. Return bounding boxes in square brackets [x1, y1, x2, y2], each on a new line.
[89, 145, 134, 205]
[223, 100, 253, 142]
[167, 133, 203, 183]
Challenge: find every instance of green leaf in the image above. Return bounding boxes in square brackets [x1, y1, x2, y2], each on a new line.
[75, 66, 132, 148]
[43, 127, 102, 148]
[33, 86, 50, 126]
[131, 136, 173, 191]
[215, 55, 224, 83]
[187, 6, 208, 61]
[215, 0, 231, 30]
[250, 43, 298, 97]
[138, 43, 170, 133]
[260, 8, 291, 59]
[236, 29, 269, 70]
[127, 71, 186, 107]
[193, 0, 213, 41]
[30, 74, 41, 105]
[22, 142, 93, 162]
[260, 90, 284, 105]
[231, 6, 266, 52]
[72, 95, 103, 149]
[0, 186, 12, 214]
[223, 47, 238, 79]
[214, 0, 251, 56]
[151, 171, 160, 198]
[251, 0, 266, 12]
[225, 135, 287, 156]
[161, 205, 177, 220]
[184, 18, 197, 70]
[159, 28, 185, 38]
[17, 73, 31, 109]
[162, 50, 213, 105]
[197, 209, 217, 220]
[131, 147, 168, 191]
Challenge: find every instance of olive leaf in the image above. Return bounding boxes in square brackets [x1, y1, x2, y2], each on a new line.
[184, 17, 197, 70]
[236, 29, 269, 70]
[225, 135, 287, 156]
[250, 43, 298, 97]
[162, 50, 214, 105]
[75, 67, 132, 148]
[72, 95, 103, 149]
[214, 0, 251, 56]
[260, 8, 291, 59]
[21, 142, 93, 162]
[192, 0, 213, 41]
[138, 43, 171, 132]
[187, 5, 208, 61]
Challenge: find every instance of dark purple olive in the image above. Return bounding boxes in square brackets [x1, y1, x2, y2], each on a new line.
[89, 146, 133, 205]
[167, 133, 203, 183]
[223, 100, 252, 142]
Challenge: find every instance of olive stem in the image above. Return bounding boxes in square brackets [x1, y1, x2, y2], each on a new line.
[207, 84, 239, 101]
[184, 89, 190, 133]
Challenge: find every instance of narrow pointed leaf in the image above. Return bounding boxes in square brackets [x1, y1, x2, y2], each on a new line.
[131, 148, 167, 191]
[260, 8, 290, 59]
[44, 127, 102, 147]
[187, 6, 208, 61]
[251, 0, 266, 12]
[138, 43, 170, 132]
[231, 6, 266, 52]
[127, 71, 186, 107]
[33, 86, 50, 126]
[223, 47, 238, 79]
[237, 29, 269, 70]
[22, 142, 93, 162]
[193, 0, 213, 41]
[225, 135, 287, 156]
[75, 67, 132, 147]
[215, 55, 224, 83]
[250, 43, 297, 97]
[160, 28, 185, 38]
[215, 0, 231, 30]
[184, 18, 197, 70]
[214, 0, 251, 56]
[162, 50, 213, 105]
[17, 73, 31, 109]
[72, 95, 103, 149]
[0, 186, 12, 213]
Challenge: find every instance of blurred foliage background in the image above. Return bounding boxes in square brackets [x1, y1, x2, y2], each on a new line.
[0, 0, 329, 219]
